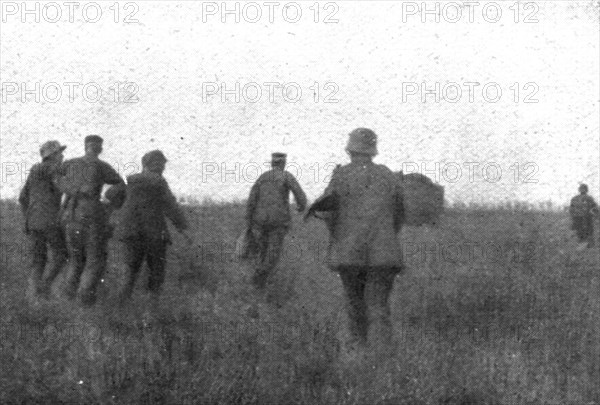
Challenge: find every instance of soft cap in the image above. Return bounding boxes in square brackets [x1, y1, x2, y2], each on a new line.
[39, 140, 66, 159]
[271, 152, 287, 163]
[84, 135, 104, 144]
[142, 150, 168, 167]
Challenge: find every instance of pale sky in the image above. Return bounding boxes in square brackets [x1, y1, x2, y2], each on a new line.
[1, 1, 599, 205]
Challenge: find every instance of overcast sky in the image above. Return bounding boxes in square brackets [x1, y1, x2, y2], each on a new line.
[1, 1, 598, 205]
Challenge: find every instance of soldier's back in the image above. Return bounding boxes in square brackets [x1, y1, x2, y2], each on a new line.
[334, 162, 397, 220]
[118, 172, 170, 238]
[251, 169, 293, 227]
[21, 162, 63, 231]
[327, 161, 401, 268]
[61, 156, 123, 224]
[62, 157, 104, 197]
[571, 194, 595, 217]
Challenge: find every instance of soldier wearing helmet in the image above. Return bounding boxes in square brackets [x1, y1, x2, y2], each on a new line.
[570, 183, 598, 249]
[19, 140, 68, 300]
[306, 128, 404, 353]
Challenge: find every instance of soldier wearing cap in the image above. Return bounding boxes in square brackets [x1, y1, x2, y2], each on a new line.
[246, 152, 307, 289]
[114, 150, 189, 309]
[19, 140, 68, 299]
[57, 135, 125, 306]
[307, 128, 404, 352]
[570, 184, 598, 248]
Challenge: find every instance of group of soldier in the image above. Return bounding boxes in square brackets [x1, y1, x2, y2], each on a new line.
[244, 129, 404, 347]
[19, 135, 189, 310]
[18, 127, 599, 351]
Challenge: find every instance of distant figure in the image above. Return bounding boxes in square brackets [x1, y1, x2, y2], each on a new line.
[19, 141, 68, 300]
[115, 150, 190, 309]
[245, 152, 307, 289]
[58, 135, 125, 306]
[306, 128, 404, 353]
[569, 184, 598, 248]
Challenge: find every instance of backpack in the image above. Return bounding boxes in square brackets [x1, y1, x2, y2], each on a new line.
[397, 172, 445, 226]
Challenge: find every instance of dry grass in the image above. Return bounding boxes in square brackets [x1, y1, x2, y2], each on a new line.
[1, 200, 599, 404]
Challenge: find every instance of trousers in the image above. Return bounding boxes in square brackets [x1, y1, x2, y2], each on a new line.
[251, 225, 288, 289]
[63, 221, 111, 305]
[119, 235, 168, 301]
[28, 227, 68, 297]
[338, 266, 398, 346]
[572, 216, 595, 245]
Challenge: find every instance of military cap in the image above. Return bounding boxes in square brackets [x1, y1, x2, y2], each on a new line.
[84, 135, 104, 144]
[39, 140, 66, 159]
[271, 152, 287, 163]
[142, 150, 168, 167]
[346, 128, 377, 156]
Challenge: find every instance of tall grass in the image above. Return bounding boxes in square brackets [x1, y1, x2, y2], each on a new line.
[1, 200, 598, 404]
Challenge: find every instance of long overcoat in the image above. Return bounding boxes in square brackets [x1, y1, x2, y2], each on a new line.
[19, 161, 63, 233]
[316, 160, 404, 271]
[115, 171, 188, 243]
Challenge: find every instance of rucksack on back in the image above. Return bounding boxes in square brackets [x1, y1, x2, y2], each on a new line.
[397, 172, 444, 226]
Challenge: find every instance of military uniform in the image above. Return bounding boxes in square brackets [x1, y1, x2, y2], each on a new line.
[115, 151, 188, 302]
[246, 153, 307, 289]
[570, 186, 598, 247]
[309, 128, 403, 347]
[58, 136, 125, 305]
[18, 141, 68, 298]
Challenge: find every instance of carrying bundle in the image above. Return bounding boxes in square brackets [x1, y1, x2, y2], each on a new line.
[398, 172, 444, 226]
[235, 227, 260, 260]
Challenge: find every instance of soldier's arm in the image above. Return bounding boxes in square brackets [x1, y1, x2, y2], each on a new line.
[100, 161, 125, 186]
[320, 164, 340, 203]
[588, 196, 599, 215]
[18, 169, 32, 212]
[162, 179, 189, 232]
[245, 180, 260, 225]
[569, 197, 576, 216]
[394, 178, 405, 233]
[287, 173, 307, 212]
[305, 165, 340, 221]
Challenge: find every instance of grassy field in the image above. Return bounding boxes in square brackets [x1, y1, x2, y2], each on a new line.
[1, 199, 599, 404]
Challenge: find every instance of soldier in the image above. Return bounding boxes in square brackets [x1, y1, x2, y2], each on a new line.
[115, 150, 189, 309]
[569, 184, 598, 249]
[306, 128, 404, 352]
[19, 140, 68, 300]
[58, 135, 125, 306]
[246, 152, 307, 290]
